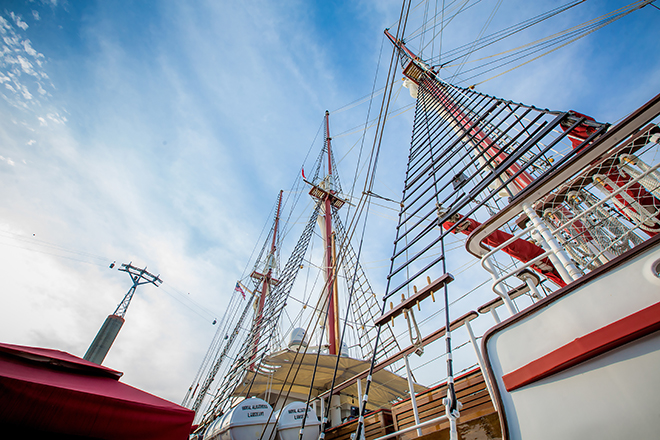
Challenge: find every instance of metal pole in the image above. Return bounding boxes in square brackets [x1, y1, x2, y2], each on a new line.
[404, 355, 422, 436]
[465, 320, 499, 411]
[355, 379, 365, 440]
[522, 201, 581, 282]
[489, 308, 501, 323]
[252, 191, 283, 367]
[524, 277, 542, 300]
[323, 111, 339, 356]
[84, 263, 162, 364]
[482, 256, 517, 316]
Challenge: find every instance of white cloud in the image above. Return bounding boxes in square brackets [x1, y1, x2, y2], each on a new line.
[27, 139, 36, 145]
[47, 112, 66, 124]
[16, 56, 35, 76]
[32, 11, 41, 21]
[22, 40, 38, 57]
[0, 11, 50, 112]
[0, 155, 16, 166]
[3, 35, 19, 47]
[17, 82, 32, 100]
[10, 12, 28, 31]
[0, 16, 9, 33]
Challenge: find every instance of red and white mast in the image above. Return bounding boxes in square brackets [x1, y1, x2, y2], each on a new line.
[384, 29, 584, 285]
[250, 190, 283, 367]
[322, 110, 340, 355]
[304, 111, 345, 355]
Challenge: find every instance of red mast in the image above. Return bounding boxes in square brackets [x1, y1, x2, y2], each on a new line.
[251, 190, 283, 367]
[305, 111, 346, 355]
[384, 29, 534, 194]
[323, 110, 340, 356]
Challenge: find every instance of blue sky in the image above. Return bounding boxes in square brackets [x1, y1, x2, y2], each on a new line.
[0, 0, 658, 404]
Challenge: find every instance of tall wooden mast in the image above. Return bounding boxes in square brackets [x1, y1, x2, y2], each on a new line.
[323, 110, 340, 355]
[251, 189, 283, 366]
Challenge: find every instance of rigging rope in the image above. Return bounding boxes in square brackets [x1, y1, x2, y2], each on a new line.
[431, 0, 584, 67]
[470, 0, 649, 85]
[448, 0, 503, 83]
[353, 1, 413, 439]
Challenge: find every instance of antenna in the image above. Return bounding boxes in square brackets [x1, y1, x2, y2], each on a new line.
[114, 263, 163, 318]
[83, 262, 162, 365]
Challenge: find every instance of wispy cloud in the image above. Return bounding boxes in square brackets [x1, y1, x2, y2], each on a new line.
[0, 12, 50, 112]
[10, 12, 28, 31]
[0, 155, 15, 166]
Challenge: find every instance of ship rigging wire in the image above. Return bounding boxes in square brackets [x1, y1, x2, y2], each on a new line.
[468, 0, 651, 85]
[392, 0, 648, 87]
[214, 2, 419, 435]
[352, 1, 414, 438]
[447, 0, 503, 83]
[427, 0, 585, 66]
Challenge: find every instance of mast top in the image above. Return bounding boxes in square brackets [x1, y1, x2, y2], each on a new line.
[384, 28, 433, 84]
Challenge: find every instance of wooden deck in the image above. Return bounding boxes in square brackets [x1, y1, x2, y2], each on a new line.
[324, 369, 500, 440]
[391, 368, 501, 440]
[324, 409, 394, 440]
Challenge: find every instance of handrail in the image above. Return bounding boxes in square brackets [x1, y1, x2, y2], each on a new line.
[315, 312, 478, 400]
[466, 93, 660, 258]
[480, 161, 660, 297]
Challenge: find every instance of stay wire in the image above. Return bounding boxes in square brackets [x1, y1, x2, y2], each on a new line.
[353, 1, 413, 439]
[432, 0, 584, 67]
[453, 0, 640, 71]
[448, 0, 503, 83]
[348, 33, 386, 206]
[0, 229, 224, 325]
[472, 1, 645, 86]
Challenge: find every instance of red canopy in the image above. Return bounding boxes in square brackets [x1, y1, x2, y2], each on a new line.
[0, 342, 194, 440]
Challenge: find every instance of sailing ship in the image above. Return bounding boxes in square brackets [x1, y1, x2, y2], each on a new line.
[184, 1, 660, 439]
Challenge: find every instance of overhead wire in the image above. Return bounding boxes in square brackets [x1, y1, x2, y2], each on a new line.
[0, 226, 226, 327]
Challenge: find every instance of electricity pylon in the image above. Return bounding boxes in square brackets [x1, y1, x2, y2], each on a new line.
[83, 262, 162, 365]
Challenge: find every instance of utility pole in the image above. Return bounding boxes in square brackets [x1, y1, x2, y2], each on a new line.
[83, 262, 162, 365]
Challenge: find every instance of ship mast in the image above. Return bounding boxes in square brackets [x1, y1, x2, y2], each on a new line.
[384, 29, 530, 196]
[250, 190, 283, 366]
[321, 110, 340, 355]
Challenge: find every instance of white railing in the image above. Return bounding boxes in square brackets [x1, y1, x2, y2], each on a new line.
[479, 159, 660, 315]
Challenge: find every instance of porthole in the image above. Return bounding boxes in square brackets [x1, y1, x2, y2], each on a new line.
[652, 258, 660, 279]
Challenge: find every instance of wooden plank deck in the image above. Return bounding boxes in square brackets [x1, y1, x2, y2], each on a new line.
[324, 409, 394, 440]
[391, 369, 501, 440]
[324, 370, 500, 440]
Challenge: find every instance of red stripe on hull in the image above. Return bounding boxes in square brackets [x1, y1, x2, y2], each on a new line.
[502, 301, 660, 392]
